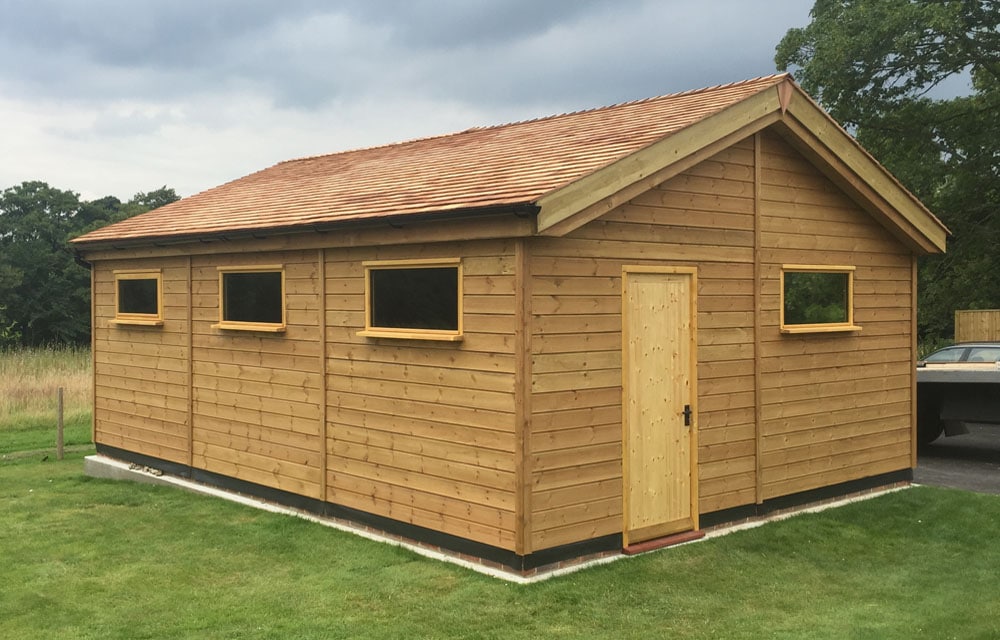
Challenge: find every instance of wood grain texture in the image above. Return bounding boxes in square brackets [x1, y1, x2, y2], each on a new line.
[324, 239, 520, 551]
[756, 131, 914, 499]
[188, 250, 325, 498]
[527, 132, 916, 551]
[88, 123, 922, 560]
[529, 140, 757, 547]
[93, 258, 191, 464]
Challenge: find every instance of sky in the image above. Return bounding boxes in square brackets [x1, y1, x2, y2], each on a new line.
[0, 0, 815, 202]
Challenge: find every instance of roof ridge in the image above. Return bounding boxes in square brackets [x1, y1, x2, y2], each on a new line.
[464, 72, 792, 132]
[276, 73, 792, 167]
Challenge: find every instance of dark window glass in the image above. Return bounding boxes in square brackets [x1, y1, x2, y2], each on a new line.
[222, 271, 283, 324]
[370, 267, 458, 331]
[783, 272, 849, 325]
[118, 278, 159, 316]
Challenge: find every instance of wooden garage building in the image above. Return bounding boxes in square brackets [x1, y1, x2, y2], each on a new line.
[73, 74, 947, 571]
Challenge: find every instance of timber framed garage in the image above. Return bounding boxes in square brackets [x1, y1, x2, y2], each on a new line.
[73, 74, 947, 573]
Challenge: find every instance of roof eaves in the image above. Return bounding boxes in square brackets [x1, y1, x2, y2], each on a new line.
[71, 202, 540, 252]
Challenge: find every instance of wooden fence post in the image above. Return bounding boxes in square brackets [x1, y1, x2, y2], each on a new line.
[57, 387, 64, 461]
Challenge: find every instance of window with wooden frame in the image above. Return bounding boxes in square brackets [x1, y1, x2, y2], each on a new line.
[213, 265, 286, 332]
[358, 258, 463, 341]
[112, 270, 163, 326]
[780, 265, 861, 334]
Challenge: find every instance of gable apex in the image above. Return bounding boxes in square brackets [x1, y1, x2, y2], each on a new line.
[536, 76, 946, 255]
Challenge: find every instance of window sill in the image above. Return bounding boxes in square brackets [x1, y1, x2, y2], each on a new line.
[780, 325, 862, 334]
[110, 318, 164, 327]
[357, 329, 464, 342]
[212, 322, 286, 333]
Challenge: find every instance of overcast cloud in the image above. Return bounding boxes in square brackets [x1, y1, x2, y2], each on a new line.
[0, 0, 814, 201]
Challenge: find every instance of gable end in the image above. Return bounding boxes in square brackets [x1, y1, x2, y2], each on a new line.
[536, 78, 947, 256]
[535, 86, 783, 237]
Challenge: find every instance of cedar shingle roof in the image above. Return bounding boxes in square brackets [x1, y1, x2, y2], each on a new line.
[73, 74, 791, 246]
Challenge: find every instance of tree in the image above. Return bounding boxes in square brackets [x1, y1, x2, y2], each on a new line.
[0, 182, 89, 345]
[775, 0, 1000, 342]
[0, 182, 179, 346]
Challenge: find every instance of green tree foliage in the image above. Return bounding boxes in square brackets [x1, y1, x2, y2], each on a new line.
[775, 0, 1000, 341]
[0, 182, 178, 346]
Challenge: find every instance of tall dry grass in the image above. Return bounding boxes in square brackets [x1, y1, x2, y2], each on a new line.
[0, 345, 92, 427]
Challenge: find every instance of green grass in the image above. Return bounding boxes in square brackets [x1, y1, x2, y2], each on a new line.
[2, 454, 999, 639]
[3, 346, 997, 636]
[0, 412, 92, 456]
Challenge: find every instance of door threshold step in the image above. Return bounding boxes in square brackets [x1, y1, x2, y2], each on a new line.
[623, 530, 705, 555]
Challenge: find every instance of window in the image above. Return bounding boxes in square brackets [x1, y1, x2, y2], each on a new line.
[112, 270, 163, 326]
[923, 346, 966, 363]
[214, 266, 285, 332]
[359, 259, 462, 341]
[922, 345, 1000, 364]
[780, 265, 861, 333]
[967, 346, 1000, 363]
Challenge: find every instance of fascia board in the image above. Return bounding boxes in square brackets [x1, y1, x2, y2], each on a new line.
[535, 85, 785, 236]
[781, 90, 948, 254]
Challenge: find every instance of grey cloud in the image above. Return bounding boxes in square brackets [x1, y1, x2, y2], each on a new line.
[0, 0, 816, 201]
[0, 0, 336, 102]
[0, 0, 316, 66]
[362, 0, 813, 113]
[337, 0, 616, 48]
[0, 0, 813, 122]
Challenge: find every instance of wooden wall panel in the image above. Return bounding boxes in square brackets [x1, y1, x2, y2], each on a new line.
[757, 130, 914, 500]
[190, 251, 324, 499]
[92, 258, 190, 464]
[527, 132, 917, 551]
[528, 138, 759, 550]
[323, 240, 519, 551]
[89, 127, 919, 561]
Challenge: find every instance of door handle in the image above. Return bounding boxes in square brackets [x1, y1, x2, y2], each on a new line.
[682, 404, 692, 427]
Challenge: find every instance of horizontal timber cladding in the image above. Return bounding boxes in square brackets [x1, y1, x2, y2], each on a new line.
[528, 138, 760, 551]
[93, 257, 190, 464]
[85, 131, 920, 562]
[190, 251, 325, 499]
[757, 130, 913, 500]
[525, 131, 918, 552]
[324, 240, 521, 552]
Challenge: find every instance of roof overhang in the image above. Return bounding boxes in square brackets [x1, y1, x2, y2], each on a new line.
[535, 77, 948, 255]
[74, 204, 538, 261]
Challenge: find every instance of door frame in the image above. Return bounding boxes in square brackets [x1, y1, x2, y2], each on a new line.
[621, 265, 699, 547]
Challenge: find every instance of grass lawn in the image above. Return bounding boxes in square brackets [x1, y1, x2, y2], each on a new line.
[2, 454, 999, 639]
[0, 412, 92, 456]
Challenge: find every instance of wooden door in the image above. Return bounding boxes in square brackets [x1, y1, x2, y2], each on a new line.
[622, 267, 698, 546]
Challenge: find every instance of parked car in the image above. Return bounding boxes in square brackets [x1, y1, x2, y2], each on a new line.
[918, 343, 1000, 367]
[917, 342, 1000, 445]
